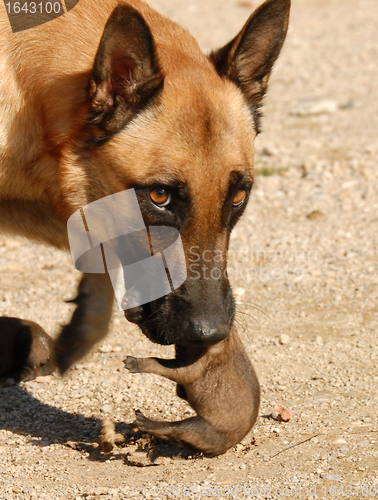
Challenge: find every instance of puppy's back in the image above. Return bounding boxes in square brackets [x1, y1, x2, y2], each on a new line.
[183, 329, 260, 449]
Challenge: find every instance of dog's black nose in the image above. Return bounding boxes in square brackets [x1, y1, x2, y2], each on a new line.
[185, 318, 229, 345]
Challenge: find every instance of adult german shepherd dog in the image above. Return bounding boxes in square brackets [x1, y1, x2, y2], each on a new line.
[0, 0, 290, 373]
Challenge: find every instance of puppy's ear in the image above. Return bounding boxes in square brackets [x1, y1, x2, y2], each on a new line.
[89, 2, 164, 137]
[210, 0, 290, 132]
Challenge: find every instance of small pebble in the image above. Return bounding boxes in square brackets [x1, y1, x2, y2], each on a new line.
[236, 1, 255, 7]
[99, 344, 113, 353]
[292, 98, 339, 116]
[320, 473, 343, 482]
[307, 210, 326, 221]
[234, 287, 246, 297]
[273, 404, 293, 422]
[332, 438, 347, 445]
[279, 334, 290, 345]
[315, 335, 323, 345]
[356, 440, 370, 447]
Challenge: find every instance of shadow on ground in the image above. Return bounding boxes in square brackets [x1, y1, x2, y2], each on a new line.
[0, 385, 193, 464]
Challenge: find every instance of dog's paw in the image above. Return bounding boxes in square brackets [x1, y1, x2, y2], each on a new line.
[4, 377, 17, 387]
[123, 356, 143, 373]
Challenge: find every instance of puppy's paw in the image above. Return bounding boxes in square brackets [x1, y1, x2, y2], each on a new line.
[123, 356, 143, 373]
[20, 366, 38, 382]
[135, 409, 152, 431]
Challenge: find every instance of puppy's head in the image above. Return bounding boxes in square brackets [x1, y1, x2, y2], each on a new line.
[80, 0, 290, 346]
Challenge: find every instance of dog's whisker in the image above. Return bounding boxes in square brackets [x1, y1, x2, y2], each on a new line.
[238, 308, 275, 334]
[234, 300, 278, 331]
[139, 309, 161, 327]
[233, 318, 247, 333]
[234, 299, 270, 315]
[234, 305, 249, 328]
[235, 306, 262, 334]
[155, 321, 167, 344]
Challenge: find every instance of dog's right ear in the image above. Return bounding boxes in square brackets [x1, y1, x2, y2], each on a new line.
[89, 3, 164, 137]
[210, 0, 290, 133]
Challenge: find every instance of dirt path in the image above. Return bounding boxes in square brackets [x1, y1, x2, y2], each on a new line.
[1, 0, 377, 498]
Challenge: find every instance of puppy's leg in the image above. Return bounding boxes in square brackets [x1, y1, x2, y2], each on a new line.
[124, 356, 202, 385]
[135, 410, 229, 456]
[55, 273, 114, 373]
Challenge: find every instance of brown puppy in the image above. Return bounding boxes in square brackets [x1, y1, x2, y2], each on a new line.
[0, 318, 55, 385]
[0, 0, 290, 372]
[124, 326, 260, 456]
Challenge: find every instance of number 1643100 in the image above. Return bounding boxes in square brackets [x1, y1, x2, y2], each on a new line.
[5, 2, 62, 14]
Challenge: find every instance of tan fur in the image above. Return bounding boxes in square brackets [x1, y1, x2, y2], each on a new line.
[0, 0, 290, 371]
[0, 0, 253, 228]
[99, 419, 125, 453]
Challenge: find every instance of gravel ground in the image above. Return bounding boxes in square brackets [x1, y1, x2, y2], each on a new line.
[1, 0, 378, 498]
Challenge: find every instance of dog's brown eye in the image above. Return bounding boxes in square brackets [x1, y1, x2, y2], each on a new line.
[150, 187, 171, 207]
[233, 189, 247, 207]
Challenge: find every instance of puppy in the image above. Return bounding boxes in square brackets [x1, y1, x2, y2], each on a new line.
[0, 318, 55, 385]
[124, 326, 260, 456]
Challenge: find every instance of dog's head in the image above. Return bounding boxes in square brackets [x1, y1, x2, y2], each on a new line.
[79, 0, 290, 347]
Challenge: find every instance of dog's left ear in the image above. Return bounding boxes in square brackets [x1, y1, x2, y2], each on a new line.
[210, 0, 290, 132]
[89, 2, 164, 137]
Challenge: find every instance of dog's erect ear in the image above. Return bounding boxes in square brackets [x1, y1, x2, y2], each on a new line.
[89, 3, 164, 137]
[210, 0, 290, 132]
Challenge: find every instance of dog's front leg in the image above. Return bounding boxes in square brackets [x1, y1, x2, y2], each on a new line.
[55, 273, 114, 373]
